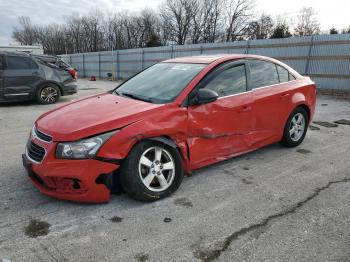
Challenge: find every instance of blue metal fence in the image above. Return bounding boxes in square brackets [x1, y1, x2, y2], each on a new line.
[60, 34, 350, 91]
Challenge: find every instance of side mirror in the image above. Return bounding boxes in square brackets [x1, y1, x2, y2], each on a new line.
[192, 89, 219, 105]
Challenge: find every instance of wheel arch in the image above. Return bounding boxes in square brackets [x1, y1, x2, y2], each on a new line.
[296, 104, 311, 123]
[291, 103, 311, 122]
[136, 135, 190, 172]
[290, 92, 311, 122]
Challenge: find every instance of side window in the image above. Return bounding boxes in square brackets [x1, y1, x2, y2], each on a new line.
[249, 60, 279, 89]
[276, 65, 289, 83]
[203, 65, 247, 97]
[5, 56, 37, 70]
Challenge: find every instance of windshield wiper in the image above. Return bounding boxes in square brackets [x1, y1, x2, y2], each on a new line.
[120, 92, 153, 103]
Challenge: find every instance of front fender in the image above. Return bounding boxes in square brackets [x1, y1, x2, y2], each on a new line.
[97, 105, 190, 171]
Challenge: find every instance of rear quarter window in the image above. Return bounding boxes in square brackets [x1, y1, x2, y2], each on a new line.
[276, 65, 289, 83]
[5, 56, 38, 70]
[289, 73, 296, 80]
[249, 60, 279, 89]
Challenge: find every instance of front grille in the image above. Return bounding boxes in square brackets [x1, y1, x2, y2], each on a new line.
[35, 128, 52, 142]
[27, 141, 46, 163]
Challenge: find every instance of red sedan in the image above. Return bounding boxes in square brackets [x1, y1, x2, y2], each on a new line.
[23, 54, 316, 203]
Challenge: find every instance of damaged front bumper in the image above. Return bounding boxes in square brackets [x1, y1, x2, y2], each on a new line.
[22, 139, 120, 203]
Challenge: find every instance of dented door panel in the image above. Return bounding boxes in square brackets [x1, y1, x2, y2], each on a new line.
[188, 92, 253, 168]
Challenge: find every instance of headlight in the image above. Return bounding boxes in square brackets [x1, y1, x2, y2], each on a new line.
[56, 130, 117, 159]
[30, 125, 36, 140]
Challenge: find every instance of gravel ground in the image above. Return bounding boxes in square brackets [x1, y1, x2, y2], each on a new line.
[0, 79, 349, 262]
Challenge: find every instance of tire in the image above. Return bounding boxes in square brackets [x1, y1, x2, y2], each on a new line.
[120, 140, 184, 202]
[280, 107, 309, 147]
[36, 84, 60, 104]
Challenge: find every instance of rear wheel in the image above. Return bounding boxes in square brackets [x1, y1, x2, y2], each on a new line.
[36, 84, 60, 104]
[280, 107, 308, 147]
[120, 140, 184, 201]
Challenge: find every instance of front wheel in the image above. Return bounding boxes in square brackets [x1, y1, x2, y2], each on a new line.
[280, 107, 309, 147]
[120, 140, 184, 201]
[36, 84, 60, 104]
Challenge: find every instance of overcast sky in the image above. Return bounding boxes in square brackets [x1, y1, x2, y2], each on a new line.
[0, 0, 349, 45]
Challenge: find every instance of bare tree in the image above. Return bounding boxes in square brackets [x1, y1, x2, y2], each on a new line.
[223, 0, 255, 42]
[191, 0, 222, 43]
[203, 0, 222, 42]
[11, 1, 266, 54]
[160, 0, 197, 44]
[294, 7, 320, 36]
[12, 16, 37, 45]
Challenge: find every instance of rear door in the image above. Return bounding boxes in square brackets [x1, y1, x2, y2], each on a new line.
[0, 55, 4, 99]
[187, 61, 254, 168]
[249, 59, 291, 145]
[3, 55, 41, 99]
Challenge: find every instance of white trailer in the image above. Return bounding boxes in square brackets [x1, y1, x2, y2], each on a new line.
[0, 45, 43, 54]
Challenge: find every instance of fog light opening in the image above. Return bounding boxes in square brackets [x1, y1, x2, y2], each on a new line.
[73, 179, 81, 189]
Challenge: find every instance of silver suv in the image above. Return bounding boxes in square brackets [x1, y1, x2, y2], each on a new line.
[0, 52, 77, 104]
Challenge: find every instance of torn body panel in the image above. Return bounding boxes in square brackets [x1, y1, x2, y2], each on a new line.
[97, 105, 191, 172]
[23, 138, 119, 203]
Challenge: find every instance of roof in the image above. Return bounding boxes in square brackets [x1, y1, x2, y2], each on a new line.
[163, 54, 276, 64]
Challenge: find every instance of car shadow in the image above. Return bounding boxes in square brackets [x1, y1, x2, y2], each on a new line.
[189, 143, 283, 176]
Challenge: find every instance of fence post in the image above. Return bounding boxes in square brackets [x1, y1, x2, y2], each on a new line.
[305, 35, 314, 75]
[141, 49, 145, 70]
[117, 51, 120, 80]
[82, 54, 85, 78]
[171, 45, 174, 58]
[245, 40, 250, 54]
[98, 53, 101, 79]
[69, 55, 72, 66]
[200, 45, 203, 54]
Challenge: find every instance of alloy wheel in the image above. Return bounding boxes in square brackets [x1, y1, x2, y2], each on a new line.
[138, 146, 175, 192]
[40, 86, 58, 103]
[289, 112, 305, 142]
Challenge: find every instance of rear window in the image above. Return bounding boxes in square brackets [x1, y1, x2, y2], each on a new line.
[6, 55, 37, 70]
[249, 60, 279, 88]
[34, 56, 70, 70]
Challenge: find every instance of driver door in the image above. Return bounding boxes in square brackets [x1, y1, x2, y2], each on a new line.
[187, 61, 254, 169]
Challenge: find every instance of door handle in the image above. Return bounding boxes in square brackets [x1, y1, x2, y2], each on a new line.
[280, 93, 290, 99]
[240, 105, 252, 112]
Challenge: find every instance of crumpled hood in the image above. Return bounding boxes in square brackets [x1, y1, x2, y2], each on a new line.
[36, 93, 163, 141]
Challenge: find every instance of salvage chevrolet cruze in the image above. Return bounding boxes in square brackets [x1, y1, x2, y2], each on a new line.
[22, 54, 316, 203]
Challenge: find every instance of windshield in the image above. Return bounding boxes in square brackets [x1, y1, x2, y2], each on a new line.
[114, 63, 206, 103]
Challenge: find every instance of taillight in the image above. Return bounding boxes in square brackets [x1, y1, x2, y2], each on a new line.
[68, 69, 77, 80]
